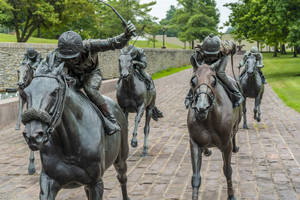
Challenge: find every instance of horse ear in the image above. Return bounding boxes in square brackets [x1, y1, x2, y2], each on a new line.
[52, 62, 64, 76]
[35, 60, 49, 75]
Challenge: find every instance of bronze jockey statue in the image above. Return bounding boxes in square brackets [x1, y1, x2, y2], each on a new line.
[22, 48, 41, 69]
[239, 46, 267, 84]
[185, 33, 244, 108]
[45, 22, 136, 135]
[130, 45, 153, 90]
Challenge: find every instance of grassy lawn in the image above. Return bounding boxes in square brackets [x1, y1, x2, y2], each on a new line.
[152, 65, 192, 80]
[130, 40, 184, 49]
[0, 33, 184, 49]
[263, 52, 300, 112]
[0, 33, 57, 44]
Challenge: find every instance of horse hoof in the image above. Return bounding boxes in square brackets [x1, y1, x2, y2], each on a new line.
[142, 152, 147, 157]
[257, 117, 261, 122]
[28, 168, 36, 175]
[227, 195, 236, 200]
[131, 140, 138, 148]
[233, 146, 239, 153]
[204, 149, 212, 157]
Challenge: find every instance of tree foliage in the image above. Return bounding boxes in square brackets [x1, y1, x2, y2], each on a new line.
[226, 0, 300, 56]
[0, 0, 156, 42]
[170, 0, 219, 46]
[160, 5, 179, 37]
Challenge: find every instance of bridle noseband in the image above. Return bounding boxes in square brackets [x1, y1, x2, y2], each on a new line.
[193, 82, 216, 111]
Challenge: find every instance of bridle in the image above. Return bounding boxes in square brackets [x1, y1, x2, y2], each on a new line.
[246, 55, 258, 73]
[19, 63, 33, 86]
[192, 82, 216, 111]
[119, 53, 134, 79]
[22, 74, 67, 137]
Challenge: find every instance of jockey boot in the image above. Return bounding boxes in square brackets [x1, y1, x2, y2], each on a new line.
[219, 73, 244, 108]
[184, 88, 193, 109]
[258, 70, 267, 84]
[99, 103, 120, 135]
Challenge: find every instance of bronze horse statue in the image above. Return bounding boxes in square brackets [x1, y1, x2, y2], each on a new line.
[16, 61, 36, 175]
[22, 62, 130, 200]
[187, 64, 242, 200]
[116, 46, 163, 156]
[239, 54, 264, 129]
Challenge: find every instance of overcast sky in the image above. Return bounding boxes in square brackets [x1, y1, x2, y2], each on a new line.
[140, 0, 238, 31]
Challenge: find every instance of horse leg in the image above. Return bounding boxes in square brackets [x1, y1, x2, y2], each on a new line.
[253, 98, 258, 120]
[255, 93, 263, 122]
[16, 97, 24, 130]
[84, 179, 104, 200]
[131, 104, 145, 148]
[242, 98, 248, 129]
[122, 108, 128, 122]
[40, 170, 61, 200]
[28, 151, 36, 175]
[232, 134, 239, 153]
[114, 158, 130, 200]
[222, 143, 236, 200]
[142, 107, 152, 157]
[190, 139, 203, 200]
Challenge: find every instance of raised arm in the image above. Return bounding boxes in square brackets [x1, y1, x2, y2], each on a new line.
[86, 22, 136, 53]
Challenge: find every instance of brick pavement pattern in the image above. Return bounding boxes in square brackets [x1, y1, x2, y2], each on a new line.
[1, 55, 300, 200]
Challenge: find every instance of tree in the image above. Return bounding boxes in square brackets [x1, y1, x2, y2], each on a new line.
[226, 0, 300, 57]
[170, 0, 219, 48]
[287, 20, 300, 57]
[0, 0, 63, 42]
[94, 0, 156, 39]
[160, 5, 179, 37]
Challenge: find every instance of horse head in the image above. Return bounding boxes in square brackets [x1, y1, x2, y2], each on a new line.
[245, 54, 257, 76]
[22, 61, 65, 151]
[119, 45, 137, 80]
[17, 62, 34, 89]
[190, 64, 217, 120]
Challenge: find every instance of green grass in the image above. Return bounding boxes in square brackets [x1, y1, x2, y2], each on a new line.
[263, 52, 300, 112]
[0, 33, 57, 43]
[0, 33, 184, 49]
[130, 40, 184, 49]
[152, 65, 192, 80]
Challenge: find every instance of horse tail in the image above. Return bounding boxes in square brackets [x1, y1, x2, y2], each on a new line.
[152, 106, 163, 121]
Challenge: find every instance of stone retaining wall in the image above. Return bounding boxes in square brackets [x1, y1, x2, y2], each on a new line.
[0, 42, 193, 89]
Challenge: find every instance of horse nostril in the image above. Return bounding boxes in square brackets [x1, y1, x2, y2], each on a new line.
[32, 131, 44, 143]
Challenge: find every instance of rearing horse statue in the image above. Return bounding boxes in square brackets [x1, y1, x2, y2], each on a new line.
[239, 54, 264, 129]
[22, 62, 130, 200]
[187, 64, 242, 200]
[116, 46, 163, 156]
[16, 61, 36, 175]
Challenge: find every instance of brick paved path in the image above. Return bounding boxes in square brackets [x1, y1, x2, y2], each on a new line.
[1, 55, 300, 200]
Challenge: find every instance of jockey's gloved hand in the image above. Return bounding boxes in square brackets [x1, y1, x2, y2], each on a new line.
[125, 21, 136, 38]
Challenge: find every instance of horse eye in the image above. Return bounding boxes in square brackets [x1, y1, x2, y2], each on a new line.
[190, 76, 198, 88]
[210, 76, 216, 87]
